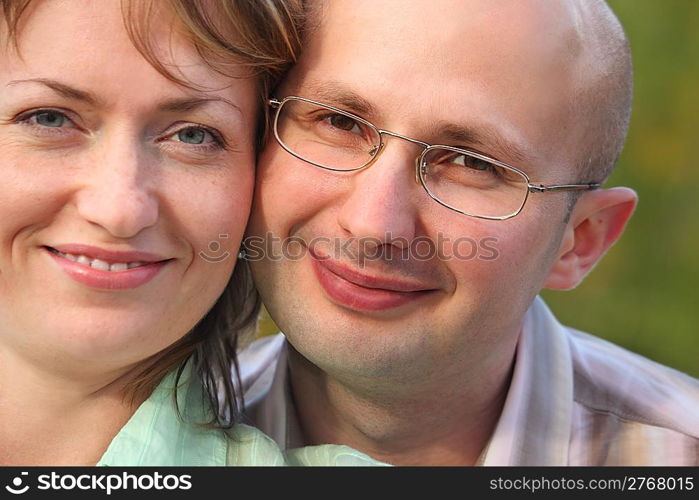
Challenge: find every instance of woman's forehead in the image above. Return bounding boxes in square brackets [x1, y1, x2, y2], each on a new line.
[1, 0, 254, 98]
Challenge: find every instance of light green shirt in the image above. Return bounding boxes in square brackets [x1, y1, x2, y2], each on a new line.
[98, 363, 384, 466]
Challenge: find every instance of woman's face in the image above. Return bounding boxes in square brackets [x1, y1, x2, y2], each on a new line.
[0, 0, 257, 372]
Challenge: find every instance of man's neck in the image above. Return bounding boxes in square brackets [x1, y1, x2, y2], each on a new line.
[287, 343, 516, 466]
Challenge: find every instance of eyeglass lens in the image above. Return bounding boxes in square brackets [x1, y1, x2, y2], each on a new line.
[275, 98, 529, 218]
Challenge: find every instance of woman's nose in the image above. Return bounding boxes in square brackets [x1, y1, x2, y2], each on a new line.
[73, 135, 158, 239]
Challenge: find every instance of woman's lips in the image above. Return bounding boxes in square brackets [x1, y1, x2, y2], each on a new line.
[45, 245, 172, 290]
[309, 250, 437, 311]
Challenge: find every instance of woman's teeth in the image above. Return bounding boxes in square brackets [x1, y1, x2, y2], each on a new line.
[52, 250, 146, 271]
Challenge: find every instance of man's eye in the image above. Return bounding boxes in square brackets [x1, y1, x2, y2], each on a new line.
[458, 155, 494, 171]
[327, 114, 361, 133]
[433, 151, 494, 171]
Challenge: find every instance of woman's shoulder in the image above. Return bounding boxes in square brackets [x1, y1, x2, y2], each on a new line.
[285, 443, 390, 467]
[224, 424, 286, 466]
[225, 425, 389, 466]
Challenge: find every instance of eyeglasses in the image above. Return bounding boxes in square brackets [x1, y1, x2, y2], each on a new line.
[268, 96, 600, 220]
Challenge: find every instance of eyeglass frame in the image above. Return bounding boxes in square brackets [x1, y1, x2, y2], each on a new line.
[268, 95, 601, 221]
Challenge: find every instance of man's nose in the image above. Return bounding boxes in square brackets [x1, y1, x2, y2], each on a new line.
[336, 141, 421, 248]
[73, 134, 159, 239]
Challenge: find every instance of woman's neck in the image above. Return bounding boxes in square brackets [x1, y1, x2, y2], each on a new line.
[0, 347, 147, 465]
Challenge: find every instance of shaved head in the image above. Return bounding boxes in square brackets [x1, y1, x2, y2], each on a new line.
[570, 0, 633, 183]
[305, 0, 632, 186]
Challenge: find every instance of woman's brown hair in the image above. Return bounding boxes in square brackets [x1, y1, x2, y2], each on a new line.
[0, 0, 303, 427]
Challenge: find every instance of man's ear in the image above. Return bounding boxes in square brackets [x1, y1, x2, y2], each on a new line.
[544, 187, 638, 290]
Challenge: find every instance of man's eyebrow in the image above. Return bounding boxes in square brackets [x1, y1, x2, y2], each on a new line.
[435, 122, 530, 165]
[292, 79, 530, 165]
[295, 80, 376, 116]
[6, 78, 242, 116]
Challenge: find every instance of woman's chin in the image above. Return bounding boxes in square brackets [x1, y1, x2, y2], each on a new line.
[15, 318, 183, 373]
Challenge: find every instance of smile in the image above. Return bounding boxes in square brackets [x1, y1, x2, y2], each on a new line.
[44, 245, 172, 290]
[48, 248, 148, 272]
[309, 249, 438, 312]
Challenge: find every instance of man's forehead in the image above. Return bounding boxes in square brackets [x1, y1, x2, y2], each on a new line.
[288, 0, 627, 179]
[283, 78, 534, 167]
[308, 0, 585, 66]
[297, 0, 589, 117]
[286, 0, 588, 171]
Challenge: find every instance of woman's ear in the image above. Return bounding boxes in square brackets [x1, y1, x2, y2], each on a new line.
[544, 187, 638, 290]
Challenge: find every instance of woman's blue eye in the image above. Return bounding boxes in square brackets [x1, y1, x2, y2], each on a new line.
[35, 111, 67, 128]
[176, 127, 208, 145]
[163, 125, 226, 152]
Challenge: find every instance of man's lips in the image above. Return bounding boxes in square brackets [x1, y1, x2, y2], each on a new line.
[314, 253, 435, 292]
[308, 247, 439, 311]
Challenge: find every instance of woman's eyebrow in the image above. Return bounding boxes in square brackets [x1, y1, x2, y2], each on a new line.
[6, 78, 242, 117]
[7, 78, 100, 105]
[159, 96, 242, 117]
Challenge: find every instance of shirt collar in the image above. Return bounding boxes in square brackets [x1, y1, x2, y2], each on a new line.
[98, 361, 228, 466]
[243, 296, 574, 465]
[242, 340, 306, 449]
[481, 296, 574, 465]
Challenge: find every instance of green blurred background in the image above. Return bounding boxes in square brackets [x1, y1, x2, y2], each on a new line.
[259, 1, 699, 377]
[542, 0, 699, 377]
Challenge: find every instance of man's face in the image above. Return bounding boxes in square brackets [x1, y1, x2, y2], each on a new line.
[249, 0, 586, 383]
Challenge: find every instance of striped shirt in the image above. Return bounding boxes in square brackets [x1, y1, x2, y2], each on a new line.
[238, 297, 699, 465]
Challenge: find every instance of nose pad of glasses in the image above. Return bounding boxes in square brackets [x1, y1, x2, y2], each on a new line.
[414, 157, 427, 185]
[368, 144, 381, 157]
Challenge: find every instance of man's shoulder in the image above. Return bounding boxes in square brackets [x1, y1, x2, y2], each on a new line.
[566, 326, 699, 438]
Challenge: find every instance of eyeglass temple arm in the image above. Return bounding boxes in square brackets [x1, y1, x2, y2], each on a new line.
[269, 98, 282, 108]
[528, 182, 601, 193]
